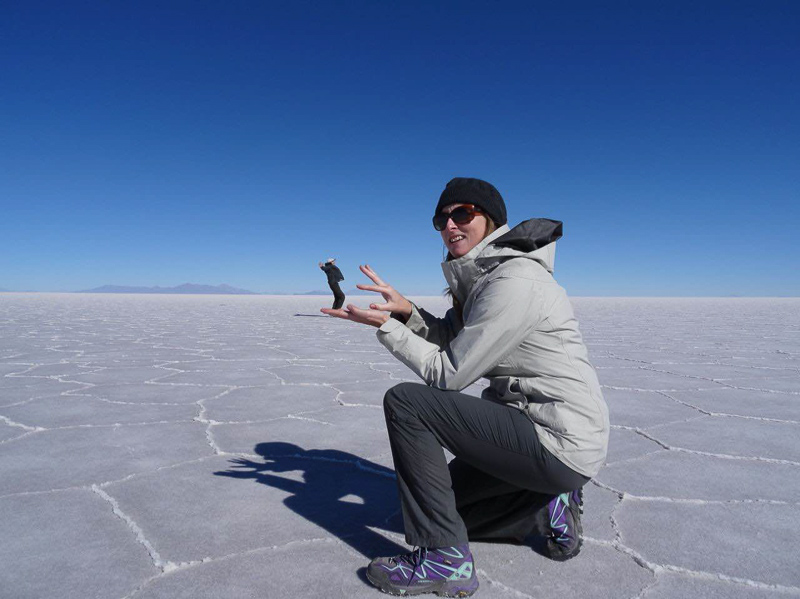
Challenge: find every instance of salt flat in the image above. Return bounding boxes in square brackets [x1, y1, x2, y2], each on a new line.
[1, 293, 798, 598]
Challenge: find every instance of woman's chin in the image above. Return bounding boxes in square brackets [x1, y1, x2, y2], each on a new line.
[447, 242, 467, 258]
[449, 242, 473, 259]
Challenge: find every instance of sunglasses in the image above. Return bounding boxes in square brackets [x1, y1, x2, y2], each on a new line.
[432, 204, 484, 231]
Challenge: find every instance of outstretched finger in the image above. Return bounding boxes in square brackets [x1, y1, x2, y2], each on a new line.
[360, 264, 386, 286]
[369, 302, 391, 311]
[355, 283, 386, 293]
[320, 308, 351, 320]
[345, 303, 370, 316]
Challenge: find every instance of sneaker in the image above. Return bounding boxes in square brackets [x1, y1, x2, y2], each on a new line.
[544, 488, 583, 561]
[366, 544, 479, 597]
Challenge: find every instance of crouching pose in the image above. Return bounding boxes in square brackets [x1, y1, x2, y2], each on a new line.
[322, 177, 609, 597]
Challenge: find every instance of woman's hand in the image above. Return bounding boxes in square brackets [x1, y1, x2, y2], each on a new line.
[320, 264, 413, 327]
[358, 264, 413, 322]
[320, 304, 391, 327]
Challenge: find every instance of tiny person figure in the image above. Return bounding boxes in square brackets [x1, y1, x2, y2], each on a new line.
[319, 257, 345, 310]
[322, 177, 609, 597]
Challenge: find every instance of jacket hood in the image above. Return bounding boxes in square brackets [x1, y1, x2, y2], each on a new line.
[442, 218, 563, 304]
[492, 218, 562, 254]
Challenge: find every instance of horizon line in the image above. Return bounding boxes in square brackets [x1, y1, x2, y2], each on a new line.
[1, 291, 799, 299]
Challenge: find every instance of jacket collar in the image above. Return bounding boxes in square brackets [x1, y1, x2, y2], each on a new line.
[441, 225, 510, 305]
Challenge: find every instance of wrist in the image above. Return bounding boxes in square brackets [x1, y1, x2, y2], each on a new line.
[391, 300, 412, 323]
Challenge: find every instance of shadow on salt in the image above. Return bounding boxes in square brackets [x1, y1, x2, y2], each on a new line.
[215, 442, 406, 560]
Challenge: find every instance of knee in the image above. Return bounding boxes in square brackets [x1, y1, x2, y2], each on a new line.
[383, 382, 426, 417]
[384, 382, 414, 407]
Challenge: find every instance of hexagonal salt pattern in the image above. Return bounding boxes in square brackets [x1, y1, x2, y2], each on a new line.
[1, 293, 798, 599]
[0, 489, 158, 598]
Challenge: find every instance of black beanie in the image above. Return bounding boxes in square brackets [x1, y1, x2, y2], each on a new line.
[435, 177, 507, 227]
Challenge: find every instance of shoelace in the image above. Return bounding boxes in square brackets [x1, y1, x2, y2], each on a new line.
[392, 547, 429, 584]
[394, 546, 427, 567]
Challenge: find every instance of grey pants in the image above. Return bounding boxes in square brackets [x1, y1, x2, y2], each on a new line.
[383, 382, 589, 547]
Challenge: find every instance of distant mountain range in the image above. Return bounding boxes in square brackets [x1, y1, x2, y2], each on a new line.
[80, 283, 257, 295]
[2, 284, 377, 295]
[300, 288, 372, 296]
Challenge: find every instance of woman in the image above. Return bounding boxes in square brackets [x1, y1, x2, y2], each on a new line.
[322, 177, 609, 597]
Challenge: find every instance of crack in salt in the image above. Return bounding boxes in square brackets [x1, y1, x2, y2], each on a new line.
[475, 570, 537, 599]
[91, 485, 174, 572]
[590, 479, 798, 506]
[584, 536, 800, 595]
[609, 423, 800, 466]
[0, 414, 44, 431]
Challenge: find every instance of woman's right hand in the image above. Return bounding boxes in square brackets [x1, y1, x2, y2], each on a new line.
[356, 264, 413, 323]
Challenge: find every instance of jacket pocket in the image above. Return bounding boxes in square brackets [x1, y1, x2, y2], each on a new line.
[488, 376, 525, 403]
[526, 402, 569, 434]
[516, 377, 558, 404]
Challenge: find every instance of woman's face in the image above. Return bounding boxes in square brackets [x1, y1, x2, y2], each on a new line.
[438, 203, 489, 259]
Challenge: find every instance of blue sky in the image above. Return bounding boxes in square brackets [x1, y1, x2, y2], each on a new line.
[2, 1, 798, 296]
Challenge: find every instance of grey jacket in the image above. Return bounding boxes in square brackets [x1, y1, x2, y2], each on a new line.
[376, 220, 609, 478]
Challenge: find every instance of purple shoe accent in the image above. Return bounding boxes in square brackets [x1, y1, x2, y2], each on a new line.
[545, 488, 583, 561]
[366, 543, 479, 597]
